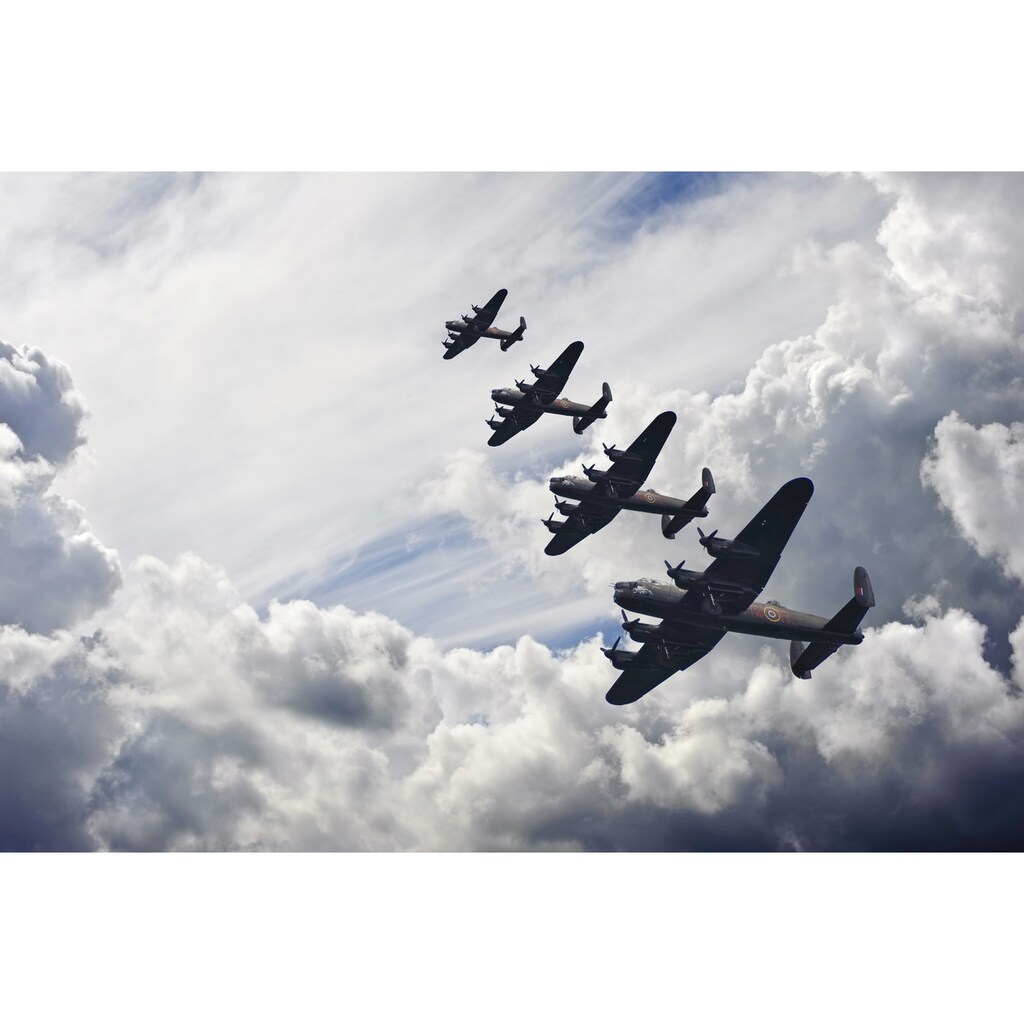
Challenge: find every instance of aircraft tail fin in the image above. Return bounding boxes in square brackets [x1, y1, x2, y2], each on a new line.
[661, 467, 716, 539]
[573, 382, 612, 434]
[823, 566, 875, 634]
[790, 567, 875, 678]
[500, 317, 527, 351]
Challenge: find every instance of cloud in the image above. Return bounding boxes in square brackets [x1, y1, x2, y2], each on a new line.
[2, 541, 1022, 851]
[0, 339, 87, 464]
[423, 172, 1024, 654]
[0, 344, 120, 633]
[0, 625, 125, 851]
[3, 172, 1024, 851]
[922, 412, 1024, 583]
[0, 172, 888, 632]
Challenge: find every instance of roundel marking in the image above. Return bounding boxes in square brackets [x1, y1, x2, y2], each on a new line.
[644, 492, 655, 503]
[763, 606, 781, 622]
[558, 399, 570, 408]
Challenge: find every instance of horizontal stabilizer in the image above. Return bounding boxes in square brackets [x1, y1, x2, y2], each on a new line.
[790, 568, 875, 678]
[662, 466, 716, 538]
[573, 382, 612, 434]
[789, 638, 839, 679]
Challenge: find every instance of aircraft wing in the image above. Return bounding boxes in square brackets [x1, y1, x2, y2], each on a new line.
[487, 406, 544, 447]
[526, 341, 584, 405]
[600, 411, 677, 497]
[687, 477, 814, 615]
[468, 288, 507, 332]
[544, 499, 621, 555]
[443, 332, 476, 360]
[606, 620, 725, 704]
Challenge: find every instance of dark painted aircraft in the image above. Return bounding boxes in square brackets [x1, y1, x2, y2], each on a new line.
[602, 477, 875, 704]
[543, 411, 715, 555]
[486, 341, 612, 447]
[443, 288, 527, 359]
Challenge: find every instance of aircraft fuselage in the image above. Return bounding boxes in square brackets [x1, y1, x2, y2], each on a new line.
[549, 476, 709, 516]
[613, 579, 864, 645]
[491, 389, 607, 419]
[446, 320, 519, 341]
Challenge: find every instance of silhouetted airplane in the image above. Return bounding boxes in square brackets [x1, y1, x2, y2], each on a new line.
[486, 341, 611, 446]
[543, 411, 715, 554]
[603, 477, 874, 704]
[443, 288, 526, 359]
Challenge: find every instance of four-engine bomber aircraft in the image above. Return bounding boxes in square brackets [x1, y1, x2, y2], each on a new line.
[602, 477, 875, 704]
[443, 288, 527, 359]
[486, 341, 612, 447]
[543, 411, 716, 555]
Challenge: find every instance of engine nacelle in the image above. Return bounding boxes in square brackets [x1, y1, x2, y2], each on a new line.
[602, 639, 636, 669]
[698, 528, 759, 559]
[583, 464, 607, 483]
[555, 500, 579, 515]
[541, 514, 562, 534]
[625, 621, 661, 642]
[664, 560, 705, 589]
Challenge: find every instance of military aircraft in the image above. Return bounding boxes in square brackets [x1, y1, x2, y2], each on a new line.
[486, 341, 612, 447]
[443, 288, 527, 359]
[602, 477, 875, 704]
[542, 411, 715, 555]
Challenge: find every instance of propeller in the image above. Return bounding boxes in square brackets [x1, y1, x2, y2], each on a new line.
[472, 304, 482, 313]
[698, 527, 718, 546]
[582, 463, 594, 475]
[602, 637, 621, 660]
[620, 610, 640, 632]
[602, 442, 618, 457]
[664, 559, 686, 578]
[530, 363, 542, 376]
[515, 378, 528, 391]
[486, 417, 500, 430]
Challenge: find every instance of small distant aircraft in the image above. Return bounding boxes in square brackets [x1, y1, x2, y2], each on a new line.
[543, 411, 715, 555]
[602, 477, 875, 704]
[486, 341, 612, 447]
[443, 288, 527, 359]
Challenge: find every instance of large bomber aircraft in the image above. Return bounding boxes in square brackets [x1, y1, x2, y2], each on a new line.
[486, 341, 612, 447]
[603, 477, 875, 704]
[443, 288, 527, 359]
[542, 411, 716, 555]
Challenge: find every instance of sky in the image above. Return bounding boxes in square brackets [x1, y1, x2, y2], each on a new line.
[4, 5, 1024, 1017]
[2, 170, 1023, 854]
